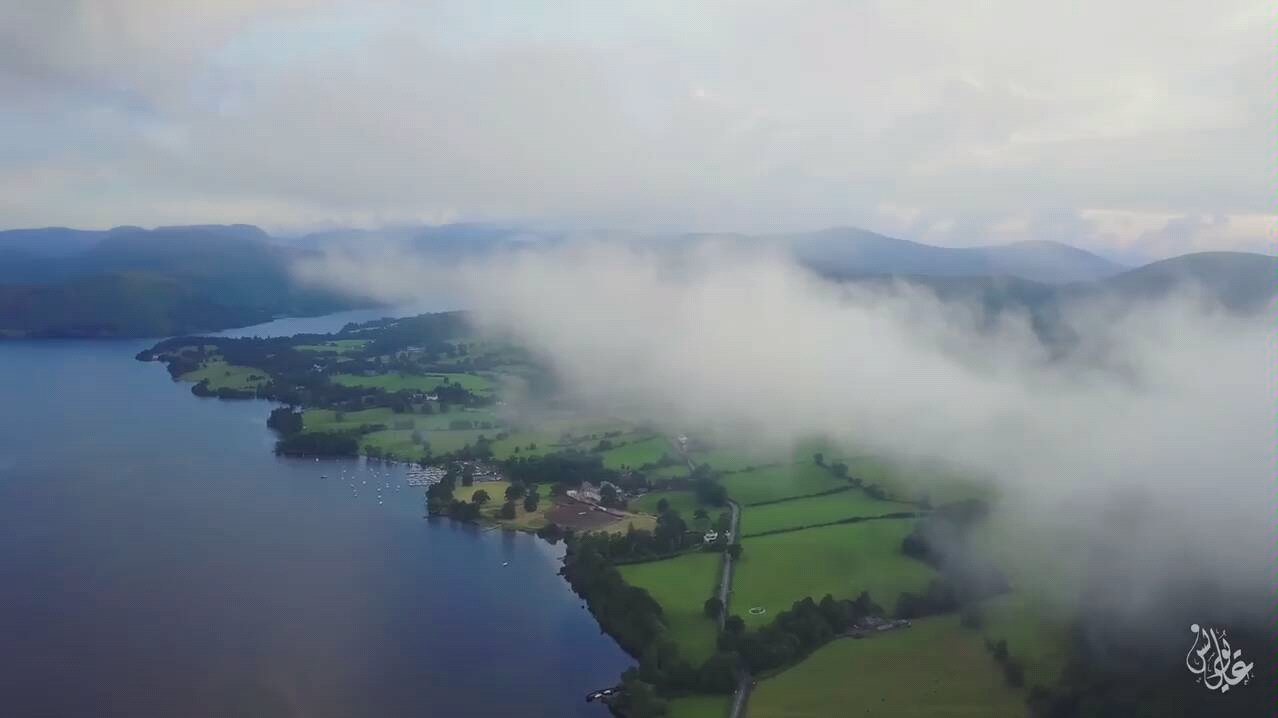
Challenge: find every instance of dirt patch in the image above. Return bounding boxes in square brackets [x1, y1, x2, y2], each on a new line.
[544, 500, 621, 530]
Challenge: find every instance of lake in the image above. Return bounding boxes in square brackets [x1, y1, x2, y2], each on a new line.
[0, 308, 632, 718]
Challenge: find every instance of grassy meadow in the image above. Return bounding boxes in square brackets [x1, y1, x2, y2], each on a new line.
[666, 694, 730, 718]
[600, 435, 673, 469]
[738, 490, 915, 536]
[294, 339, 368, 353]
[619, 552, 724, 664]
[748, 614, 1029, 718]
[331, 371, 495, 394]
[718, 461, 849, 505]
[731, 519, 935, 626]
[180, 360, 268, 390]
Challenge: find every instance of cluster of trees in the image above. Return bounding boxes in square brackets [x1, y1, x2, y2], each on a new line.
[814, 455, 892, 500]
[560, 537, 667, 656]
[721, 592, 885, 674]
[141, 320, 494, 416]
[274, 431, 359, 457]
[983, 638, 1026, 689]
[591, 510, 710, 563]
[559, 536, 743, 718]
[424, 466, 485, 522]
[267, 407, 304, 436]
[500, 451, 623, 489]
[898, 499, 1010, 615]
[190, 380, 260, 400]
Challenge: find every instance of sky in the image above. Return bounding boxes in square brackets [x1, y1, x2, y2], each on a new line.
[0, 0, 1271, 260]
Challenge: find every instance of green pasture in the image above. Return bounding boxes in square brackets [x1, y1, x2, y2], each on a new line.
[718, 462, 848, 505]
[619, 553, 723, 664]
[180, 360, 268, 391]
[731, 519, 934, 627]
[738, 490, 915, 536]
[748, 614, 1028, 718]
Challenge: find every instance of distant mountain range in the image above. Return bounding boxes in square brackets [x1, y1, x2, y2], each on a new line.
[1, 223, 1271, 338]
[0, 225, 376, 338]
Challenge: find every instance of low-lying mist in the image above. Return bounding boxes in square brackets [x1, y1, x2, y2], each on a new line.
[294, 239, 1273, 635]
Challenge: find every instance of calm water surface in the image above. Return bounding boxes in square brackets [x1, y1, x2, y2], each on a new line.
[0, 309, 631, 718]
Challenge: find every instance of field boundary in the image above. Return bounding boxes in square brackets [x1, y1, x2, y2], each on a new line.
[743, 485, 855, 507]
[739, 511, 921, 539]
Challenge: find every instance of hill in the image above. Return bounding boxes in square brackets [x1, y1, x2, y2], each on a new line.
[814, 251, 1275, 351]
[1078, 251, 1277, 313]
[0, 225, 376, 338]
[782, 227, 1126, 283]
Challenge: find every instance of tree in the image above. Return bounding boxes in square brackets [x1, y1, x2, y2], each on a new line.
[813, 452, 824, 466]
[724, 615, 745, 636]
[727, 543, 743, 561]
[600, 483, 620, 506]
[505, 482, 527, 501]
[697, 651, 741, 694]
[266, 407, 304, 436]
[471, 489, 491, 505]
[499, 501, 517, 520]
[959, 603, 985, 629]
[523, 492, 540, 513]
[703, 596, 724, 619]
[693, 508, 709, 521]
[1003, 659, 1025, 688]
[829, 461, 848, 478]
[716, 512, 732, 532]
[656, 497, 670, 514]
[461, 462, 475, 487]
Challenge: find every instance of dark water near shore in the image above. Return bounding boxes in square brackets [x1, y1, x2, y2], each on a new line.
[0, 308, 631, 718]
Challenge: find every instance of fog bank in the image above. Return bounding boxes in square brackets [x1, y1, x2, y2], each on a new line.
[295, 240, 1274, 626]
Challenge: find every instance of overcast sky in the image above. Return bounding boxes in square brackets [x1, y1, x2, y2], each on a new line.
[0, 1, 1270, 259]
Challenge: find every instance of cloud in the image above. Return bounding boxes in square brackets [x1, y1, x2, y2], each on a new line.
[0, 0, 1271, 259]
[296, 240, 1274, 625]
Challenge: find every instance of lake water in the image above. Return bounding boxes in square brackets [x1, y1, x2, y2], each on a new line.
[0, 308, 631, 718]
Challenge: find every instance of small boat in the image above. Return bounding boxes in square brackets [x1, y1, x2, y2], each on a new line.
[502, 561, 509, 566]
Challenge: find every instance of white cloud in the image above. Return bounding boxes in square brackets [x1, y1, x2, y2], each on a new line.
[0, 0, 1269, 258]
[295, 240, 1275, 625]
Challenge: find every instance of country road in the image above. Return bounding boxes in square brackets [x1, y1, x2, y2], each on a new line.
[717, 498, 740, 631]
[676, 436, 751, 717]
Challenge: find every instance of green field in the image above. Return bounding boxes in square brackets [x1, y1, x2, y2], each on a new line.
[601, 435, 672, 469]
[487, 430, 563, 459]
[688, 447, 777, 473]
[977, 595, 1070, 689]
[331, 372, 495, 394]
[748, 614, 1028, 718]
[362, 428, 492, 456]
[667, 694, 730, 718]
[718, 462, 848, 505]
[650, 463, 692, 478]
[304, 407, 500, 432]
[632, 490, 701, 517]
[619, 553, 723, 664]
[180, 360, 268, 390]
[732, 519, 934, 626]
[738, 490, 915, 536]
[826, 453, 996, 504]
[295, 339, 368, 353]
